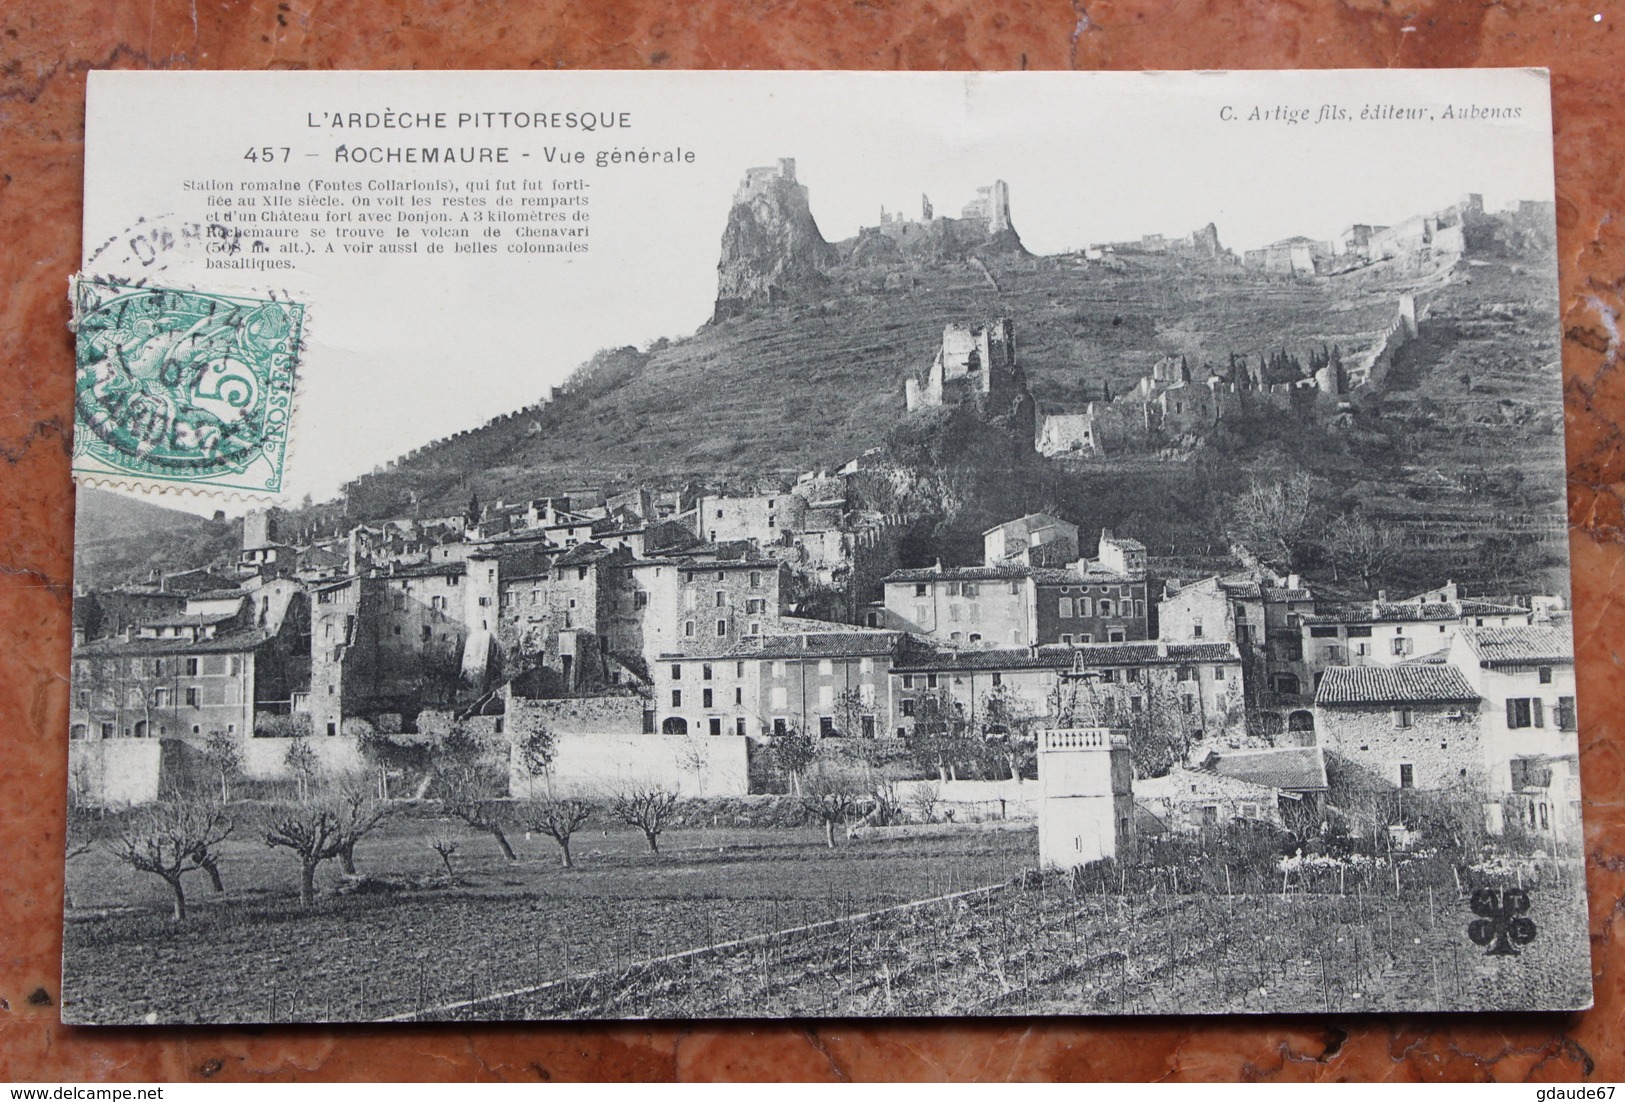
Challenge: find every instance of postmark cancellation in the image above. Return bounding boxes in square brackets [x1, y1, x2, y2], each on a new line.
[71, 279, 304, 498]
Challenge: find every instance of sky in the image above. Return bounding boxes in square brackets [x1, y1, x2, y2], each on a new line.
[82, 69, 1557, 516]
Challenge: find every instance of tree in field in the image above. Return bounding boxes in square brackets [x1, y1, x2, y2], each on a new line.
[283, 736, 321, 803]
[429, 834, 460, 877]
[770, 727, 817, 796]
[833, 687, 872, 739]
[799, 763, 866, 847]
[608, 783, 680, 853]
[332, 783, 391, 875]
[1324, 511, 1408, 594]
[1227, 473, 1320, 573]
[905, 690, 975, 782]
[526, 797, 594, 867]
[431, 720, 520, 860]
[203, 730, 244, 803]
[106, 799, 233, 921]
[264, 802, 348, 907]
[441, 765, 520, 861]
[516, 720, 559, 797]
[979, 684, 1040, 782]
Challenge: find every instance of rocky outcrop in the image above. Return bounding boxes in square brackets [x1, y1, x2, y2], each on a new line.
[712, 158, 836, 322]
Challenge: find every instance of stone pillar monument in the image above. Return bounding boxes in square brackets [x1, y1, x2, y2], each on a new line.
[1036, 727, 1134, 870]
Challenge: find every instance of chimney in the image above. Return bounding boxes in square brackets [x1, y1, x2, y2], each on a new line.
[1287, 574, 1301, 589]
[1377, 589, 1388, 602]
[1157, 640, 1168, 657]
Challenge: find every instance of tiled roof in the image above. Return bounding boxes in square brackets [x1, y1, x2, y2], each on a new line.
[885, 564, 1032, 583]
[74, 629, 274, 658]
[1458, 599, 1532, 617]
[891, 640, 1238, 673]
[378, 560, 467, 580]
[1304, 601, 1461, 625]
[1031, 566, 1138, 585]
[1460, 626, 1574, 667]
[1206, 746, 1328, 792]
[660, 630, 903, 662]
[1315, 664, 1479, 705]
[1262, 587, 1314, 602]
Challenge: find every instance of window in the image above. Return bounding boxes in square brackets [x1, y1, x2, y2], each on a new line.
[75, 689, 88, 708]
[671, 689, 682, 707]
[1060, 634, 1073, 645]
[1213, 666, 1226, 680]
[634, 592, 648, 610]
[736, 661, 746, 677]
[773, 718, 788, 737]
[747, 598, 765, 614]
[1100, 599, 1114, 618]
[819, 716, 835, 738]
[1176, 667, 1196, 682]
[684, 621, 696, 638]
[186, 687, 200, 707]
[902, 675, 914, 689]
[927, 674, 939, 688]
[735, 687, 743, 706]
[992, 672, 1003, 687]
[1181, 694, 1195, 715]
[1399, 763, 1415, 789]
[1394, 707, 1413, 729]
[1130, 696, 1143, 713]
[862, 715, 876, 738]
[1101, 668, 1117, 684]
[749, 571, 761, 589]
[1506, 698, 1544, 729]
[901, 699, 916, 717]
[716, 620, 728, 637]
[1058, 597, 1074, 619]
[1077, 597, 1092, 617]
[703, 689, 714, 708]
[1538, 667, 1553, 684]
[915, 583, 928, 598]
[702, 663, 713, 681]
[1126, 668, 1141, 682]
[1346, 625, 1372, 638]
[1309, 626, 1339, 638]
[1557, 696, 1577, 732]
[1193, 620, 1204, 639]
[1391, 637, 1413, 657]
[153, 687, 170, 707]
[186, 657, 200, 676]
[671, 664, 682, 680]
[1108, 630, 1125, 643]
[715, 591, 726, 608]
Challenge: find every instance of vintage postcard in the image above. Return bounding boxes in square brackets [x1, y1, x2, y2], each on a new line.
[64, 69, 1587, 1023]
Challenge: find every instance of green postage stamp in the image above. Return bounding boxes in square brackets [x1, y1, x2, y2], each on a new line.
[72, 279, 304, 496]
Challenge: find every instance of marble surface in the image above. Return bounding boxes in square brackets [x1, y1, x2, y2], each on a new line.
[3, 0, 1624, 1082]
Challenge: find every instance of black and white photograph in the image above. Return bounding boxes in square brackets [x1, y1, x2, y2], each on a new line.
[63, 68, 1588, 1023]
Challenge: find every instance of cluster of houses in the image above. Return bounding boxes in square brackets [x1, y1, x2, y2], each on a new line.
[70, 477, 1579, 842]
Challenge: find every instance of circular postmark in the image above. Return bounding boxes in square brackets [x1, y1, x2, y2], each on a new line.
[72, 281, 304, 492]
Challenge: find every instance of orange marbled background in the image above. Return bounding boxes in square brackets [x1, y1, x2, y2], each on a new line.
[3, 0, 1624, 1082]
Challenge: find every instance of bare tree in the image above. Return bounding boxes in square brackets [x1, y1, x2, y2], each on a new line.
[333, 783, 391, 875]
[441, 765, 520, 861]
[799, 763, 865, 847]
[1325, 511, 1408, 594]
[516, 720, 559, 797]
[428, 834, 460, 877]
[203, 730, 244, 803]
[1228, 473, 1319, 573]
[283, 736, 321, 803]
[263, 802, 346, 907]
[106, 799, 233, 921]
[770, 727, 816, 796]
[608, 783, 680, 853]
[526, 797, 594, 867]
[908, 781, 942, 824]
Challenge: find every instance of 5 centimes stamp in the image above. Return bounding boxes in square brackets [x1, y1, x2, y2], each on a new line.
[71, 279, 304, 496]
